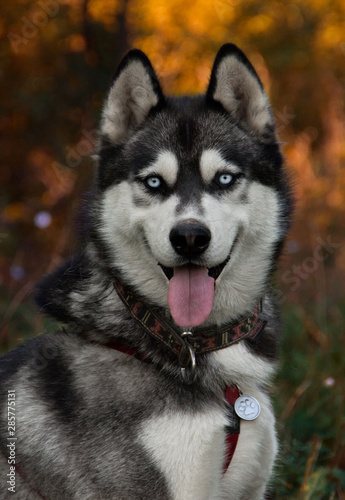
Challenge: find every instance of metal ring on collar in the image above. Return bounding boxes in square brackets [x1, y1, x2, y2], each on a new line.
[179, 332, 196, 384]
[180, 344, 196, 384]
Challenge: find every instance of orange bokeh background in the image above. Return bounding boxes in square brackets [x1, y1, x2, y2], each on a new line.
[2, 0, 345, 345]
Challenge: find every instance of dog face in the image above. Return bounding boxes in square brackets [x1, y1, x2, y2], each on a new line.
[93, 45, 291, 327]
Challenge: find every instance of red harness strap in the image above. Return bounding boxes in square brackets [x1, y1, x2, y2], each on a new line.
[223, 385, 241, 473]
[107, 341, 241, 474]
[104, 340, 150, 361]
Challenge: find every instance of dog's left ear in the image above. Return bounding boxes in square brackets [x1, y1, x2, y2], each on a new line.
[101, 49, 164, 144]
[206, 44, 275, 143]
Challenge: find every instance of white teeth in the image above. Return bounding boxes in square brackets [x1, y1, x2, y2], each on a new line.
[159, 254, 231, 282]
[207, 254, 231, 280]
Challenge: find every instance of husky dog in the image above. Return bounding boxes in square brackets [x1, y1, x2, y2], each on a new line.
[0, 44, 292, 499]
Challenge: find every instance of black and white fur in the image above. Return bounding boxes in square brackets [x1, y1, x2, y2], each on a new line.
[0, 44, 292, 499]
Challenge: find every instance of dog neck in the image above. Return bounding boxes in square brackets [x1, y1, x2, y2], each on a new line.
[111, 279, 266, 383]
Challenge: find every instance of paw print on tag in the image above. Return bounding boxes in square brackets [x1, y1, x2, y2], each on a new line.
[234, 395, 261, 421]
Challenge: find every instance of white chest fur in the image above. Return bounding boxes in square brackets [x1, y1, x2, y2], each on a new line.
[139, 408, 228, 500]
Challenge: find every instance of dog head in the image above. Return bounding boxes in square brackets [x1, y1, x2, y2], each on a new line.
[91, 44, 291, 328]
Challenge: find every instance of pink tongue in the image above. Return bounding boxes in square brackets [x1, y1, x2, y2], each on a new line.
[168, 267, 215, 327]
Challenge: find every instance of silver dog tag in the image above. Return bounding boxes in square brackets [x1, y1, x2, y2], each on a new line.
[234, 395, 261, 421]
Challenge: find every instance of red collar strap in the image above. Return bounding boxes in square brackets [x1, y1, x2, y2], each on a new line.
[113, 280, 266, 383]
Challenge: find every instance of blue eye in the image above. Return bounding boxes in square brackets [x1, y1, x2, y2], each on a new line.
[218, 173, 233, 185]
[145, 176, 161, 189]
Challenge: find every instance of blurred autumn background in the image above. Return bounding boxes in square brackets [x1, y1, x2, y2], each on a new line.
[1, 0, 345, 497]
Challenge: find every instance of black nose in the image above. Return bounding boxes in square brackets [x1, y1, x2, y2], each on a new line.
[169, 221, 211, 258]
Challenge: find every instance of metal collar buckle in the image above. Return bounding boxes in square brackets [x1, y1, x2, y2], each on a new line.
[178, 332, 196, 384]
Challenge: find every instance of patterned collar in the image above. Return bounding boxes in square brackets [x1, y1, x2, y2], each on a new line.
[112, 281, 266, 383]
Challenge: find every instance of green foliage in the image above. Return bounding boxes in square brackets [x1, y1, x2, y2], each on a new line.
[272, 304, 345, 498]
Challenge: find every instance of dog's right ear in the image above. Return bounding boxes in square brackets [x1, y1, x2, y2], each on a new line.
[101, 50, 165, 144]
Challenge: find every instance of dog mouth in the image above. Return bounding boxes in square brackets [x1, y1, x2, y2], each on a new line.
[159, 231, 239, 282]
[159, 255, 230, 282]
[158, 235, 238, 328]
[161, 257, 230, 328]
